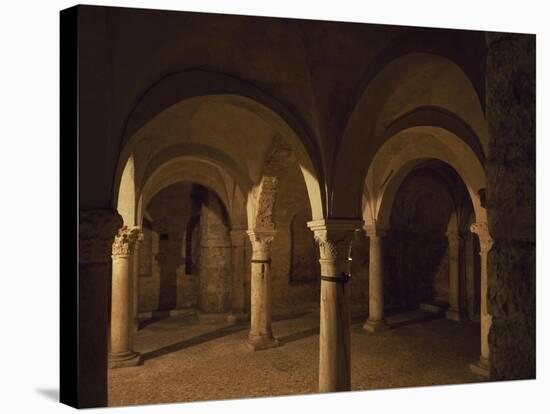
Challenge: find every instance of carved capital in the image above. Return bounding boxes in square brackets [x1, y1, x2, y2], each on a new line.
[247, 230, 276, 255]
[470, 222, 494, 253]
[308, 219, 362, 275]
[112, 226, 140, 257]
[312, 233, 350, 261]
[79, 209, 123, 264]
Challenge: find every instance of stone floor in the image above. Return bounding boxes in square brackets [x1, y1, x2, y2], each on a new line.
[108, 309, 486, 407]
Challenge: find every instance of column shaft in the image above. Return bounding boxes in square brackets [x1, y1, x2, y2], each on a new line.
[308, 219, 362, 393]
[319, 270, 351, 391]
[109, 226, 141, 368]
[446, 232, 463, 322]
[132, 232, 143, 332]
[470, 222, 493, 377]
[247, 230, 278, 350]
[363, 226, 388, 333]
[479, 249, 491, 364]
[111, 254, 132, 354]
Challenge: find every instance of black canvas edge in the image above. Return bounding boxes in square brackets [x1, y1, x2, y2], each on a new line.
[60, 5, 79, 408]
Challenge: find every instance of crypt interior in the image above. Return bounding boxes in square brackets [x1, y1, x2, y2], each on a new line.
[69, 4, 535, 408]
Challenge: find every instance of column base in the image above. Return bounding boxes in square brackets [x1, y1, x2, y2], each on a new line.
[108, 351, 141, 369]
[247, 334, 279, 351]
[362, 319, 389, 333]
[469, 356, 490, 378]
[445, 308, 465, 322]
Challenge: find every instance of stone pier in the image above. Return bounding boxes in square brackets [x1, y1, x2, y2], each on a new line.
[78, 209, 122, 407]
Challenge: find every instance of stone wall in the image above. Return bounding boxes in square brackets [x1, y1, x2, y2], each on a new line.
[271, 159, 320, 315]
[486, 33, 536, 380]
[349, 230, 370, 316]
[386, 168, 455, 309]
[197, 192, 232, 313]
[138, 183, 203, 313]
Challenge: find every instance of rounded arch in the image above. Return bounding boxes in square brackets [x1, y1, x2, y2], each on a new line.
[334, 52, 488, 218]
[140, 143, 253, 199]
[112, 70, 325, 220]
[362, 126, 487, 231]
[138, 156, 246, 230]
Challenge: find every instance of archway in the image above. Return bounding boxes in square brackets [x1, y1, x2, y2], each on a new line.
[333, 52, 488, 218]
[114, 91, 325, 223]
[361, 126, 492, 376]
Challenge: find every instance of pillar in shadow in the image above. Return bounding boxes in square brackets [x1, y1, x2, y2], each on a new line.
[78, 209, 122, 407]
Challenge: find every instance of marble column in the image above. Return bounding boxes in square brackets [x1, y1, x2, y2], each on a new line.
[132, 230, 144, 332]
[445, 231, 464, 322]
[246, 229, 278, 350]
[109, 226, 141, 368]
[469, 222, 494, 377]
[308, 219, 363, 393]
[77, 209, 122, 407]
[363, 225, 389, 333]
[228, 229, 247, 323]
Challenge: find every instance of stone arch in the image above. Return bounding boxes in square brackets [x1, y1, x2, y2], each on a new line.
[138, 156, 246, 230]
[112, 71, 325, 220]
[116, 154, 137, 226]
[362, 126, 487, 230]
[334, 52, 488, 218]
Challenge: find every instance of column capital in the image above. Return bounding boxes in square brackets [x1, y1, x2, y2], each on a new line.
[79, 209, 123, 264]
[363, 224, 388, 238]
[247, 229, 277, 253]
[307, 219, 363, 262]
[470, 222, 494, 253]
[112, 226, 140, 258]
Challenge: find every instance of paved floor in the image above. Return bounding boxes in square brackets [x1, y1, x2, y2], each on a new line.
[108, 309, 486, 407]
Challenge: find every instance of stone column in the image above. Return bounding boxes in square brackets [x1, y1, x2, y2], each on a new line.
[445, 231, 464, 322]
[363, 225, 389, 333]
[246, 229, 278, 350]
[469, 222, 494, 377]
[308, 219, 363, 393]
[77, 209, 122, 407]
[228, 229, 247, 323]
[132, 230, 144, 332]
[109, 226, 141, 368]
